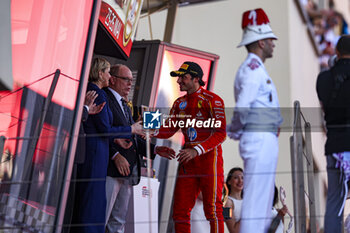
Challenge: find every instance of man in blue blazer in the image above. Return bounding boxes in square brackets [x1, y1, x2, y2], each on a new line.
[103, 64, 174, 233]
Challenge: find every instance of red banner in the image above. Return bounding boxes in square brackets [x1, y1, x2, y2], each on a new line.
[99, 0, 143, 57]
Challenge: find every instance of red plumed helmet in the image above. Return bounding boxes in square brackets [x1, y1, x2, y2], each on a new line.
[238, 8, 277, 47]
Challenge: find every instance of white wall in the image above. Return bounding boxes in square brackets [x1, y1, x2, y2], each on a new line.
[137, 0, 293, 176]
[334, 0, 350, 23]
[136, 0, 329, 231]
[288, 0, 328, 228]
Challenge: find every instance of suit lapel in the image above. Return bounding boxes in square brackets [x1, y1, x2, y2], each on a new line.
[105, 88, 137, 147]
[105, 88, 129, 125]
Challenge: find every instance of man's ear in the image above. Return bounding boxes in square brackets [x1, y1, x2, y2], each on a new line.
[336, 49, 340, 58]
[193, 76, 200, 84]
[109, 76, 114, 85]
[258, 40, 265, 49]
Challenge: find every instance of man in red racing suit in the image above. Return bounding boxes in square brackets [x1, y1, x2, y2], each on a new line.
[155, 62, 226, 233]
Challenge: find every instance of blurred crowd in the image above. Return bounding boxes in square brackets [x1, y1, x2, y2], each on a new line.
[301, 0, 349, 70]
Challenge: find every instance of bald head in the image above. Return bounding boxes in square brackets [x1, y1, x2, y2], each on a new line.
[109, 64, 133, 98]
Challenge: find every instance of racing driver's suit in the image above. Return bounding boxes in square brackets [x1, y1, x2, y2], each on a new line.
[156, 87, 226, 233]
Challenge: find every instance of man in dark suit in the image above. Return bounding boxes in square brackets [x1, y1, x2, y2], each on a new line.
[316, 35, 350, 233]
[103, 64, 174, 232]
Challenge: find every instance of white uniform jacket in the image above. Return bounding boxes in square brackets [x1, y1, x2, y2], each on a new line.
[227, 53, 283, 140]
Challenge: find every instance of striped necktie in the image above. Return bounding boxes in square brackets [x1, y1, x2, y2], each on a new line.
[121, 98, 131, 125]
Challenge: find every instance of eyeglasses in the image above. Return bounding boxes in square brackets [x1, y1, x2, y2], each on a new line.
[112, 76, 133, 83]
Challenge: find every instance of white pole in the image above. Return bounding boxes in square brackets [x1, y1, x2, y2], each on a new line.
[146, 130, 152, 233]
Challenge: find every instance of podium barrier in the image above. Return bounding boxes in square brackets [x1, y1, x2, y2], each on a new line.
[125, 176, 159, 233]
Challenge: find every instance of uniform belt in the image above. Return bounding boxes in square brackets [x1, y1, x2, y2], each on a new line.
[244, 124, 279, 135]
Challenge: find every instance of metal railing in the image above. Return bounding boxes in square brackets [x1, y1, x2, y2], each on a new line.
[290, 101, 317, 233]
[0, 69, 76, 233]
